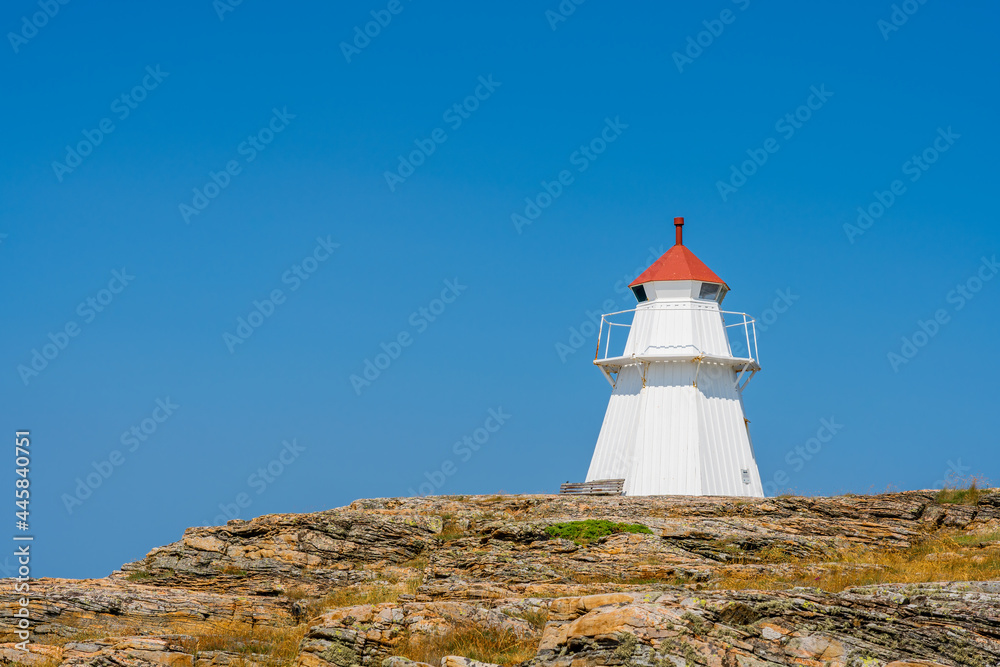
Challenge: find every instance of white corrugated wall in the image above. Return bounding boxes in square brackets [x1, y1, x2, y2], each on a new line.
[626, 303, 733, 358]
[585, 365, 643, 482]
[586, 298, 764, 497]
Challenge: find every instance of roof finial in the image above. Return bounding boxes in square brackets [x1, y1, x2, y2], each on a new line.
[674, 217, 684, 246]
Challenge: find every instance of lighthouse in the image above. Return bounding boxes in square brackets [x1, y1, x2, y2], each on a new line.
[585, 217, 764, 497]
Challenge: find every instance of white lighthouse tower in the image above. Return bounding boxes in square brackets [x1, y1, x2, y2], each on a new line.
[585, 217, 764, 497]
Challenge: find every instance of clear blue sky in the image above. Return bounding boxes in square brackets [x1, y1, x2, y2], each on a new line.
[1, 1, 997, 578]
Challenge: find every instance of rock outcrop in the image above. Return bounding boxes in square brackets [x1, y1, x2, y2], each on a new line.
[297, 600, 538, 667]
[1, 491, 998, 667]
[533, 583, 1000, 667]
[114, 492, 995, 596]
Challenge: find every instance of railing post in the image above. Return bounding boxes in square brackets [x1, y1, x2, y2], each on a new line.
[743, 313, 751, 359]
[596, 316, 604, 360]
[603, 319, 608, 360]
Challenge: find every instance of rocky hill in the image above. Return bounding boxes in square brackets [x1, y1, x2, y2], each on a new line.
[3, 491, 1000, 667]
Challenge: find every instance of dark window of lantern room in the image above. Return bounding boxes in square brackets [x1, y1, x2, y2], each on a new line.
[631, 285, 648, 303]
[699, 283, 721, 301]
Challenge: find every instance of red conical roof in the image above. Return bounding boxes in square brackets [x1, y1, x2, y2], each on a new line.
[629, 218, 728, 288]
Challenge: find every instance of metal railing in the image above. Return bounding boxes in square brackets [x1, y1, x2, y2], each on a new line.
[595, 306, 759, 365]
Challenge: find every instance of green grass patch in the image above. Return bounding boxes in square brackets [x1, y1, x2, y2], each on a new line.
[951, 530, 1000, 547]
[936, 480, 984, 505]
[545, 520, 652, 544]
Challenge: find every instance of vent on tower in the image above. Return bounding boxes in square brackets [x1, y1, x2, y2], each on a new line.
[631, 284, 648, 303]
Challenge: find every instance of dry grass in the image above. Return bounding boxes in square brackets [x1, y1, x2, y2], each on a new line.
[38, 618, 304, 667]
[38, 618, 146, 647]
[507, 607, 549, 631]
[395, 624, 538, 667]
[705, 479, 999, 591]
[709, 540, 804, 565]
[285, 585, 310, 601]
[313, 582, 402, 609]
[400, 555, 429, 570]
[935, 476, 993, 505]
[305, 575, 424, 618]
[436, 523, 467, 542]
[709, 532, 1000, 593]
[563, 571, 695, 586]
[189, 619, 305, 666]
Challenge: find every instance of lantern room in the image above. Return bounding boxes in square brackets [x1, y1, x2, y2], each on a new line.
[628, 217, 729, 305]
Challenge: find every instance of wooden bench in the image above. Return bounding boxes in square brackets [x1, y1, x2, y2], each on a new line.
[559, 479, 625, 495]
